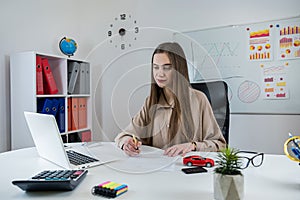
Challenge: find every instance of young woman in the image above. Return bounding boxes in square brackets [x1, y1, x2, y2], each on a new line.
[115, 42, 226, 157]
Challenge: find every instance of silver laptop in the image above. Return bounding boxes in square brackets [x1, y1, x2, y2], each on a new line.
[24, 111, 103, 169]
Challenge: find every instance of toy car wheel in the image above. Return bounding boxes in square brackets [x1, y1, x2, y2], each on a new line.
[187, 162, 193, 166]
[206, 163, 212, 167]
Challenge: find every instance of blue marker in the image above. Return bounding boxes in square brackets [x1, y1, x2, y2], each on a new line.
[291, 147, 300, 159]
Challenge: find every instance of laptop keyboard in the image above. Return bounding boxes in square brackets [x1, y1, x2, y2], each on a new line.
[66, 150, 99, 165]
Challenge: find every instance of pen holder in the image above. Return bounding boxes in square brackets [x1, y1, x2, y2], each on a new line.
[284, 136, 300, 163]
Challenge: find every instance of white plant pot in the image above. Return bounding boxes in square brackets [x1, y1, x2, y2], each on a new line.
[213, 173, 244, 200]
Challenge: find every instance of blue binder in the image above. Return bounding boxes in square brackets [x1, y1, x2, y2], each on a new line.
[37, 98, 65, 132]
[50, 99, 60, 116]
[40, 98, 53, 115]
[37, 98, 46, 113]
[56, 98, 65, 133]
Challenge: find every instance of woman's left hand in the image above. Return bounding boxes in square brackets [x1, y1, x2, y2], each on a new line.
[164, 143, 195, 157]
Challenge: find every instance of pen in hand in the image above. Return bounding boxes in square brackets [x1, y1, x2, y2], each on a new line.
[132, 135, 139, 150]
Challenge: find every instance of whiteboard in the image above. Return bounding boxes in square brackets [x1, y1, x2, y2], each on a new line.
[174, 17, 300, 114]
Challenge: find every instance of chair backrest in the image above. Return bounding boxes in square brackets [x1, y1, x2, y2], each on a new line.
[191, 81, 230, 143]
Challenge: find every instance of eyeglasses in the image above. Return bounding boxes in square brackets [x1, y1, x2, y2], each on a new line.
[238, 151, 264, 169]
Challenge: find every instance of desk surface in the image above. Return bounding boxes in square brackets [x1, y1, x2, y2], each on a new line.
[1, 142, 299, 200]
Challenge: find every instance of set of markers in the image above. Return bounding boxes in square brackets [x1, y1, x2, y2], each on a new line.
[92, 181, 128, 198]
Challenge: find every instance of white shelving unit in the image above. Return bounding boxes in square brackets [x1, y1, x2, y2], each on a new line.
[10, 51, 92, 150]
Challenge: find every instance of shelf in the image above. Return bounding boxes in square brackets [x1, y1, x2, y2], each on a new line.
[10, 51, 92, 149]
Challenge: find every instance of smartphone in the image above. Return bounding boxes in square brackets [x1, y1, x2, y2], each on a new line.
[181, 166, 207, 174]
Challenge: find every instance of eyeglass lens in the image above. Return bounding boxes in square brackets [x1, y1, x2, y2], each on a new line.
[239, 152, 264, 169]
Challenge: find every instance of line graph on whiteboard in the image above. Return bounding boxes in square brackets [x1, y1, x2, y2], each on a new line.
[193, 41, 243, 81]
[203, 42, 239, 61]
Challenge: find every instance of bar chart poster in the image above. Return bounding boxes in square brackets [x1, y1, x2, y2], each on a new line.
[261, 62, 289, 100]
[277, 22, 300, 60]
[247, 25, 274, 61]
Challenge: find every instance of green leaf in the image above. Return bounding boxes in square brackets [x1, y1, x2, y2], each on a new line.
[214, 147, 242, 175]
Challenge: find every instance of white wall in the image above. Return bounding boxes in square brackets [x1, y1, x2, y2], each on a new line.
[1, 0, 299, 153]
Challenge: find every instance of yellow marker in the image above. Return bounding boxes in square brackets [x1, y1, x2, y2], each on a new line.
[103, 181, 116, 189]
[108, 182, 121, 190]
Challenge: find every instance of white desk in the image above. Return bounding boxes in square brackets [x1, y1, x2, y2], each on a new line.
[1, 143, 299, 200]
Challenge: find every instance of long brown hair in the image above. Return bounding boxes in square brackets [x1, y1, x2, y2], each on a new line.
[142, 42, 195, 146]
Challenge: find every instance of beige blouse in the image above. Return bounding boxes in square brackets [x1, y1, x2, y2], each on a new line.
[114, 87, 226, 151]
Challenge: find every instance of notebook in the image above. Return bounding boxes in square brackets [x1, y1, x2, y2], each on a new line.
[24, 111, 105, 169]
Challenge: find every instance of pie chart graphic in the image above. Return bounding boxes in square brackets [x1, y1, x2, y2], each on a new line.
[238, 80, 260, 103]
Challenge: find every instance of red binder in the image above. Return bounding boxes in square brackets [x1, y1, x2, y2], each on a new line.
[71, 98, 79, 130]
[78, 98, 87, 129]
[67, 98, 72, 131]
[81, 130, 91, 142]
[42, 58, 58, 94]
[36, 55, 44, 94]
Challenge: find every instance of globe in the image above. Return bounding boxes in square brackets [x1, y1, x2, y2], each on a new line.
[59, 37, 77, 57]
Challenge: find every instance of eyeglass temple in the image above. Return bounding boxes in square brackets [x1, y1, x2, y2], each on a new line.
[238, 150, 263, 154]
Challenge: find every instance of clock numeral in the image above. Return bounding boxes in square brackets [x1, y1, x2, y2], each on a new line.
[120, 14, 126, 20]
[121, 43, 125, 50]
[134, 27, 139, 34]
[108, 31, 112, 37]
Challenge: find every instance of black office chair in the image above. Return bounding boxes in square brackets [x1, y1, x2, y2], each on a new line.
[191, 81, 230, 144]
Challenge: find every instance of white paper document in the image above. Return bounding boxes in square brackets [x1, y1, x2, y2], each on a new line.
[104, 145, 179, 174]
[68, 142, 179, 173]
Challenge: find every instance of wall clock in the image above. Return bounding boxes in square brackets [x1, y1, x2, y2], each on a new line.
[107, 13, 139, 50]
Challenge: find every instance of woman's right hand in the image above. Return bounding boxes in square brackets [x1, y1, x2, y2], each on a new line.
[122, 136, 142, 156]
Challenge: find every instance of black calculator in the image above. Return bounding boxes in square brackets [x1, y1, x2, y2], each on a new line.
[12, 169, 88, 191]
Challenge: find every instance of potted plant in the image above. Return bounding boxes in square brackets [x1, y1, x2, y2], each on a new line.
[214, 147, 244, 200]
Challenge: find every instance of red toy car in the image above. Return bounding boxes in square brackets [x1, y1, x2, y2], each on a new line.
[183, 155, 214, 167]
